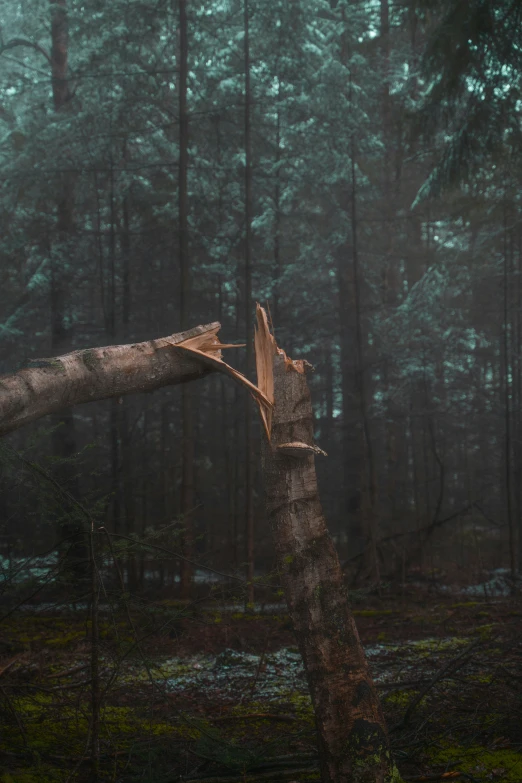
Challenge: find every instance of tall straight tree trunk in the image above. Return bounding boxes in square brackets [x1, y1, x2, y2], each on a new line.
[379, 0, 398, 528]
[351, 142, 380, 584]
[51, 0, 73, 415]
[178, 0, 195, 599]
[108, 143, 122, 541]
[337, 243, 360, 551]
[255, 307, 395, 783]
[502, 205, 516, 579]
[215, 118, 239, 571]
[337, 16, 363, 556]
[272, 99, 282, 330]
[50, 0, 86, 580]
[120, 188, 137, 591]
[232, 282, 242, 572]
[514, 224, 522, 573]
[243, 0, 255, 605]
[337, 241, 360, 551]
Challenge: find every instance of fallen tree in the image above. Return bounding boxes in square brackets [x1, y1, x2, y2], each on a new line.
[0, 322, 267, 437]
[0, 307, 399, 783]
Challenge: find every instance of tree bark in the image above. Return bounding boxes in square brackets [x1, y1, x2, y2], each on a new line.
[0, 320, 267, 439]
[243, 0, 255, 605]
[178, 0, 195, 599]
[255, 306, 395, 783]
[350, 141, 380, 586]
[0, 323, 223, 437]
[50, 0, 86, 579]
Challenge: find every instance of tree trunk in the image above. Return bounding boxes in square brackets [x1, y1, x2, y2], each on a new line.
[120, 185, 138, 591]
[0, 320, 267, 433]
[502, 204, 516, 579]
[272, 99, 282, 329]
[255, 306, 395, 783]
[178, 0, 195, 600]
[351, 141, 380, 585]
[50, 0, 86, 580]
[243, 0, 255, 605]
[0, 323, 227, 436]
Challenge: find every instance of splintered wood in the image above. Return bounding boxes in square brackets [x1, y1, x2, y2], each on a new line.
[175, 325, 240, 356]
[253, 304, 312, 440]
[254, 305, 276, 439]
[277, 441, 327, 457]
[173, 307, 304, 443]
[175, 323, 273, 413]
[253, 304, 308, 440]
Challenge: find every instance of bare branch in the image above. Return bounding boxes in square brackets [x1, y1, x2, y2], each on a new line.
[0, 38, 52, 65]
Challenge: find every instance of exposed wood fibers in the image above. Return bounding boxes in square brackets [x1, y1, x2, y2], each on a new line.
[175, 323, 273, 418]
[253, 303, 306, 440]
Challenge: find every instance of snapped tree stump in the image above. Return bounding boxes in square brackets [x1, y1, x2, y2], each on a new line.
[255, 305, 397, 783]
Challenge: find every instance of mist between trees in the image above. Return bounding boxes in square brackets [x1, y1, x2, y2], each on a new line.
[1, 0, 521, 597]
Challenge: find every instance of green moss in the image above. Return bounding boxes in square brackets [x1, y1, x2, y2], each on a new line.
[3, 615, 90, 652]
[47, 359, 66, 374]
[157, 598, 192, 609]
[227, 612, 288, 622]
[408, 637, 467, 654]
[450, 601, 480, 608]
[348, 751, 405, 783]
[27, 358, 65, 373]
[431, 744, 522, 782]
[1, 697, 180, 758]
[343, 738, 396, 783]
[353, 610, 395, 617]
[47, 631, 84, 648]
[385, 763, 405, 783]
[0, 766, 67, 783]
[123, 656, 211, 684]
[80, 349, 101, 371]
[469, 673, 493, 684]
[281, 691, 314, 723]
[230, 612, 259, 620]
[475, 624, 494, 638]
[384, 690, 419, 707]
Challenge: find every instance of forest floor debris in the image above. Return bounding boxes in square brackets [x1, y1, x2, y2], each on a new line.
[0, 588, 520, 782]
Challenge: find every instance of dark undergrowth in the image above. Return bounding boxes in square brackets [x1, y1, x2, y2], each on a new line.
[0, 585, 521, 783]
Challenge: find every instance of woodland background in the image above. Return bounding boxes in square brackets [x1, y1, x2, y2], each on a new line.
[1, 0, 521, 594]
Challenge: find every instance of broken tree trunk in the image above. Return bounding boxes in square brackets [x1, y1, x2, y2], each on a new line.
[0, 323, 267, 438]
[255, 305, 396, 783]
[1, 309, 396, 783]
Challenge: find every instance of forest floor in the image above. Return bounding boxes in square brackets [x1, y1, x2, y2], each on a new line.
[0, 585, 521, 783]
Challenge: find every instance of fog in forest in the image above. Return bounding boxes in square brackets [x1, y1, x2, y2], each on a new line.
[0, 3, 520, 783]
